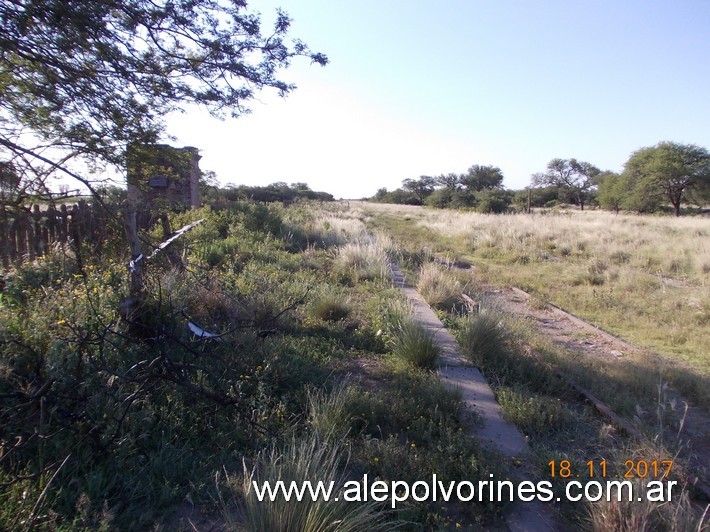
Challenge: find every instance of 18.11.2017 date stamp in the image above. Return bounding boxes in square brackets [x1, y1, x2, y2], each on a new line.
[548, 459, 674, 479]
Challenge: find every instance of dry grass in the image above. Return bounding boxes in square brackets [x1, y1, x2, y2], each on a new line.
[417, 262, 463, 310]
[309, 291, 351, 322]
[230, 431, 390, 531]
[334, 239, 390, 281]
[584, 459, 703, 532]
[390, 317, 441, 369]
[359, 203, 710, 392]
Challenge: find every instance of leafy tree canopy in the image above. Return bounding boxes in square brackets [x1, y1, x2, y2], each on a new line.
[596, 171, 625, 213]
[623, 141, 710, 216]
[0, 0, 327, 199]
[532, 158, 600, 210]
[436, 172, 461, 189]
[402, 175, 436, 204]
[460, 165, 504, 192]
[373, 165, 507, 210]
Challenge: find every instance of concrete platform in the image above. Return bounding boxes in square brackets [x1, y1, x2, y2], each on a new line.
[390, 263, 560, 531]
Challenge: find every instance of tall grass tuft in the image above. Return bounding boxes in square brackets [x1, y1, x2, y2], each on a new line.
[309, 292, 351, 322]
[417, 262, 462, 310]
[335, 241, 389, 281]
[457, 308, 563, 394]
[236, 432, 390, 532]
[307, 383, 354, 440]
[458, 308, 510, 363]
[391, 318, 440, 369]
[585, 477, 700, 532]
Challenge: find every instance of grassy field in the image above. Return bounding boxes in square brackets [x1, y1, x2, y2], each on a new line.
[2, 199, 707, 530]
[360, 203, 709, 403]
[354, 201, 709, 528]
[0, 201, 510, 530]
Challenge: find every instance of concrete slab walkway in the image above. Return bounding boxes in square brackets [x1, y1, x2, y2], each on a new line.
[390, 263, 560, 531]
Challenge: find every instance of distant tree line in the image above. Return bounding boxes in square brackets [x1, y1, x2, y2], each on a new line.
[371, 165, 514, 213]
[370, 141, 710, 216]
[214, 181, 335, 204]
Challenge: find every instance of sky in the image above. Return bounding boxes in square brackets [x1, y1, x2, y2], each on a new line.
[166, 0, 710, 199]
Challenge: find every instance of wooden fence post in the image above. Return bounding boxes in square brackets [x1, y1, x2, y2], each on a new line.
[70, 204, 83, 272]
[31, 204, 44, 257]
[0, 208, 9, 269]
[14, 211, 28, 264]
[46, 205, 58, 245]
[124, 201, 143, 296]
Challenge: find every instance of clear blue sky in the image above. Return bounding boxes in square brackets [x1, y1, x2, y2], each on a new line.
[167, 0, 710, 199]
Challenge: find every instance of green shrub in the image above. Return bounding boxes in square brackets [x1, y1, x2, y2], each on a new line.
[240, 202, 283, 235]
[309, 292, 351, 322]
[458, 308, 510, 363]
[391, 318, 440, 369]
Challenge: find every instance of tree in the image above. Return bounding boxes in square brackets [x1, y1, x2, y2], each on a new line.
[0, 0, 327, 199]
[436, 172, 461, 189]
[460, 165, 504, 192]
[475, 189, 513, 213]
[425, 187, 456, 208]
[532, 158, 600, 210]
[402, 175, 436, 204]
[623, 142, 710, 216]
[596, 172, 625, 213]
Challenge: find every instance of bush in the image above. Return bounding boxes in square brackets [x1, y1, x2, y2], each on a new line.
[309, 292, 351, 322]
[474, 189, 513, 214]
[335, 241, 389, 281]
[417, 262, 462, 310]
[391, 318, 440, 369]
[238, 202, 283, 235]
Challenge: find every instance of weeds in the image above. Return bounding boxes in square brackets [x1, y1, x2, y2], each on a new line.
[390, 318, 440, 369]
[585, 467, 702, 532]
[306, 383, 355, 440]
[234, 432, 391, 532]
[335, 240, 389, 281]
[417, 262, 463, 310]
[458, 307, 510, 363]
[495, 387, 571, 437]
[361, 202, 710, 529]
[1, 201, 507, 529]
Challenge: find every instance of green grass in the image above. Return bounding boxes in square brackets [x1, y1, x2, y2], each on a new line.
[0, 201, 509, 529]
[360, 203, 710, 408]
[356, 202, 710, 529]
[309, 291, 351, 322]
[233, 431, 391, 532]
[390, 318, 440, 369]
